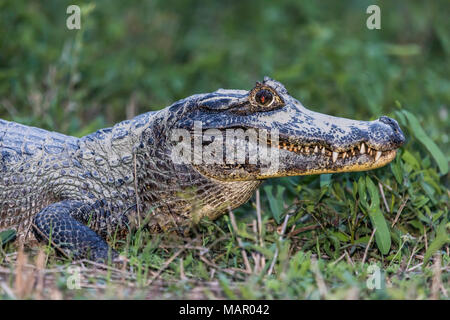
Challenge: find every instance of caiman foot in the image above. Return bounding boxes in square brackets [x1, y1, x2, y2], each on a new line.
[32, 200, 120, 263]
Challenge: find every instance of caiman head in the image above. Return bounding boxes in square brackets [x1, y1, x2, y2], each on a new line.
[135, 77, 405, 227]
[167, 77, 405, 182]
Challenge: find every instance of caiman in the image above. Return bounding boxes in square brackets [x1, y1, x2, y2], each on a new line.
[0, 78, 405, 262]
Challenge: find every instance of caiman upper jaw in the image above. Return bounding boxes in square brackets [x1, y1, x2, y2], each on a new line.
[274, 115, 405, 161]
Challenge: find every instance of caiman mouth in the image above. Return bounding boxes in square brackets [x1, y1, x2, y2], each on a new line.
[267, 136, 398, 176]
[188, 128, 399, 181]
[186, 122, 397, 181]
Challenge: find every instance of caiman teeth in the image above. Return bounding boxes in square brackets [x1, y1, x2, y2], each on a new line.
[375, 151, 382, 161]
[272, 140, 389, 163]
[332, 151, 338, 163]
[360, 143, 366, 154]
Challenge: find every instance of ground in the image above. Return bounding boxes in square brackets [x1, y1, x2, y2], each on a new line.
[0, 1, 449, 299]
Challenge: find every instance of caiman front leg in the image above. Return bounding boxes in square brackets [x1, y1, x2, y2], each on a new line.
[32, 200, 125, 262]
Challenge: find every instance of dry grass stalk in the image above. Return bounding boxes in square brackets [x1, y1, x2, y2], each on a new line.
[267, 214, 290, 276]
[254, 189, 266, 273]
[331, 252, 346, 266]
[405, 236, 422, 271]
[180, 257, 187, 281]
[345, 250, 355, 267]
[14, 246, 35, 299]
[392, 196, 409, 227]
[362, 228, 376, 265]
[34, 249, 47, 299]
[147, 248, 184, 285]
[378, 182, 390, 214]
[431, 253, 442, 300]
[228, 209, 252, 273]
[311, 257, 328, 298]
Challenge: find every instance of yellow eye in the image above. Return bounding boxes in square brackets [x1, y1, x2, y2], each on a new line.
[255, 89, 273, 106]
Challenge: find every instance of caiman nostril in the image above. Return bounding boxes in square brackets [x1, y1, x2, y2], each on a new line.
[379, 116, 405, 146]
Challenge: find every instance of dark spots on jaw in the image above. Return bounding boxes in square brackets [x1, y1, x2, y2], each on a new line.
[329, 124, 345, 135]
[306, 127, 322, 137]
[370, 128, 387, 141]
[322, 133, 334, 142]
[348, 127, 365, 139]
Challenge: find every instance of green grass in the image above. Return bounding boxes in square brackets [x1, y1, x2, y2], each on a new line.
[0, 0, 449, 299]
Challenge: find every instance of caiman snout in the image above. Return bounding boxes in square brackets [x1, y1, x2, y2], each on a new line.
[378, 116, 405, 147]
[369, 116, 405, 150]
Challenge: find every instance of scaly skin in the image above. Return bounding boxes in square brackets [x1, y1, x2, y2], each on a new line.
[0, 78, 404, 262]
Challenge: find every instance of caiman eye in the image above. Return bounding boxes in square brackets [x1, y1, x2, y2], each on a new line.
[255, 89, 273, 106]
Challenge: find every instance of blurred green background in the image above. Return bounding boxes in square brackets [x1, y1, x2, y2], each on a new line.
[0, 0, 448, 145]
[0, 0, 449, 300]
